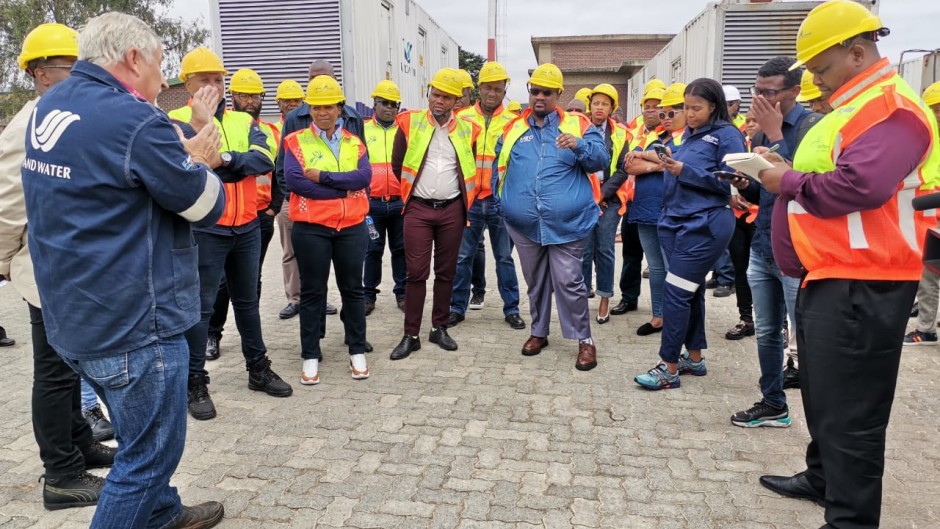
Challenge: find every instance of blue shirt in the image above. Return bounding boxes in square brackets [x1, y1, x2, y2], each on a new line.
[661, 120, 747, 223]
[22, 61, 225, 360]
[627, 129, 670, 225]
[493, 110, 609, 245]
[740, 104, 815, 260]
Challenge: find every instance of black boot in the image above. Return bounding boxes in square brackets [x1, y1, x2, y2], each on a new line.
[247, 357, 293, 397]
[81, 441, 116, 469]
[187, 376, 216, 420]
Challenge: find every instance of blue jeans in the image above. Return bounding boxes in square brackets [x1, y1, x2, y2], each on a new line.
[747, 249, 800, 408]
[713, 249, 734, 285]
[185, 226, 266, 381]
[451, 197, 520, 316]
[81, 378, 97, 412]
[62, 336, 188, 529]
[636, 223, 668, 318]
[582, 202, 621, 298]
[364, 198, 406, 302]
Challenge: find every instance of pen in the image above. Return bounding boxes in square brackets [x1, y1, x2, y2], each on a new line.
[766, 144, 780, 154]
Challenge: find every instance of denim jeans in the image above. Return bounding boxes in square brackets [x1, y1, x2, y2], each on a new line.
[184, 226, 267, 381]
[713, 249, 734, 285]
[364, 198, 406, 302]
[472, 239, 486, 296]
[293, 221, 369, 360]
[81, 378, 98, 412]
[636, 223, 668, 318]
[451, 197, 520, 316]
[746, 249, 799, 409]
[582, 202, 621, 298]
[62, 336, 188, 529]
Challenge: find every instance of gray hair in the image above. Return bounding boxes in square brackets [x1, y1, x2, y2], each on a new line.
[79, 12, 162, 67]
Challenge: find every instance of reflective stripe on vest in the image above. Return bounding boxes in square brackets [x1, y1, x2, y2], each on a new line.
[618, 125, 669, 216]
[397, 109, 480, 210]
[168, 105, 259, 226]
[732, 114, 747, 134]
[364, 118, 400, 198]
[495, 108, 601, 203]
[284, 126, 369, 231]
[457, 103, 516, 200]
[787, 59, 940, 283]
[256, 120, 280, 210]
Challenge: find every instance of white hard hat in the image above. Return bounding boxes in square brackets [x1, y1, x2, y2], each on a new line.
[723, 85, 741, 102]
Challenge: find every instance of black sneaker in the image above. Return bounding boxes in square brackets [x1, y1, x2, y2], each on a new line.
[82, 441, 116, 469]
[731, 401, 791, 428]
[166, 501, 225, 529]
[782, 365, 800, 389]
[429, 328, 458, 351]
[325, 302, 338, 315]
[725, 321, 755, 340]
[41, 472, 104, 511]
[447, 312, 465, 327]
[206, 334, 221, 361]
[83, 405, 114, 442]
[248, 357, 293, 397]
[469, 292, 485, 310]
[713, 285, 735, 298]
[187, 377, 216, 420]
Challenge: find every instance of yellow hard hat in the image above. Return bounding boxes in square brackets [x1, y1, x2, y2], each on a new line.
[305, 75, 345, 106]
[792, 0, 885, 70]
[590, 83, 619, 110]
[18, 23, 78, 71]
[276, 80, 304, 100]
[641, 87, 667, 105]
[796, 70, 823, 102]
[644, 79, 666, 94]
[530, 63, 564, 93]
[179, 47, 227, 81]
[659, 83, 687, 107]
[507, 100, 522, 112]
[924, 81, 940, 108]
[574, 88, 591, 107]
[229, 68, 264, 94]
[371, 79, 401, 103]
[457, 69, 474, 90]
[479, 61, 510, 84]
[429, 68, 464, 97]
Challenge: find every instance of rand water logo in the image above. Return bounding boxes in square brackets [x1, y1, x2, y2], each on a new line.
[403, 41, 413, 64]
[30, 108, 81, 152]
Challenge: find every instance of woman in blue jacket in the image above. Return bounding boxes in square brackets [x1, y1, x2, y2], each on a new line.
[634, 78, 746, 390]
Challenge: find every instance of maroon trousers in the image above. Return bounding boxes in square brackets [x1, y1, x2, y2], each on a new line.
[403, 199, 466, 336]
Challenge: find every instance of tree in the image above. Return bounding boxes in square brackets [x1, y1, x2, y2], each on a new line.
[0, 0, 208, 117]
[458, 46, 485, 103]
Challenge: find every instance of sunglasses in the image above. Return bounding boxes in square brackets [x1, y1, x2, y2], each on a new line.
[658, 110, 680, 119]
[528, 88, 555, 97]
[376, 99, 400, 109]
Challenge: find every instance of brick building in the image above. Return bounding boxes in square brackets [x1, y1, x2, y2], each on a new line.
[531, 34, 672, 120]
[157, 78, 190, 113]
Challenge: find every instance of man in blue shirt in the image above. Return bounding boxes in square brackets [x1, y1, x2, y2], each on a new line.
[22, 12, 227, 528]
[731, 56, 819, 428]
[493, 64, 609, 371]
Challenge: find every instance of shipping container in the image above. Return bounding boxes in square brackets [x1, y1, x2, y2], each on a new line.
[898, 50, 940, 95]
[624, 0, 877, 116]
[208, 0, 460, 120]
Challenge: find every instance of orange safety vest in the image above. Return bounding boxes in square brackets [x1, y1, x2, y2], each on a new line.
[456, 102, 517, 200]
[256, 119, 280, 211]
[619, 125, 667, 216]
[787, 58, 940, 283]
[396, 109, 481, 211]
[283, 125, 370, 231]
[363, 118, 400, 198]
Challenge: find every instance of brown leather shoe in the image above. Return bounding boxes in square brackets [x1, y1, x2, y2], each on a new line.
[576, 342, 597, 371]
[521, 336, 548, 356]
[167, 501, 224, 529]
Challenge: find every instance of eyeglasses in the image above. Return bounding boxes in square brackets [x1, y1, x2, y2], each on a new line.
[233, 93, 263, 102]
[375, 99, 400, 109]
[35, 64, 74, 71]
[750, 86, 791, 99]
[658, 110, 680, 119]
[528, 88, 555, 97]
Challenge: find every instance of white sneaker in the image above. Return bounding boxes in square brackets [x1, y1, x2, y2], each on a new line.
[301, 359, 320, 385]
[350, 354, 369, 380]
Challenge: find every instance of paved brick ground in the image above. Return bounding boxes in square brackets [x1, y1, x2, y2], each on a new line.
[1, 236, 938, 528]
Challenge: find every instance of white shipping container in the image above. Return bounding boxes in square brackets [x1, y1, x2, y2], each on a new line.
[209, 0, 459, 119]
[899, 51, 940, 94]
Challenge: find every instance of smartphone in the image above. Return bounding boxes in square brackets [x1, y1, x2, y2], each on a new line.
[714, 171, 739, 181]
[653, 144, 670, 160]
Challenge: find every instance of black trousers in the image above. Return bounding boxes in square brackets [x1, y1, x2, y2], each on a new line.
[29, 304, 93, 478]
[797, 279, 917, 529]
[729, 216, 755, 322]
[618, 217, 644, 303]
[209, 212, 275, 336]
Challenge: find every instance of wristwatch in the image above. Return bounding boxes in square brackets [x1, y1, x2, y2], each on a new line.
[220, 152, 233, 167]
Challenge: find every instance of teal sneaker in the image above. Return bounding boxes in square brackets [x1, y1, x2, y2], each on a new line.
[731, 401, 791, 428]
[677, 351, 707, 376]
[634, 363, 681, 390]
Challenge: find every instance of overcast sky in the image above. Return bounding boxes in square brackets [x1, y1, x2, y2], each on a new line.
[172, 0, 938, 103]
